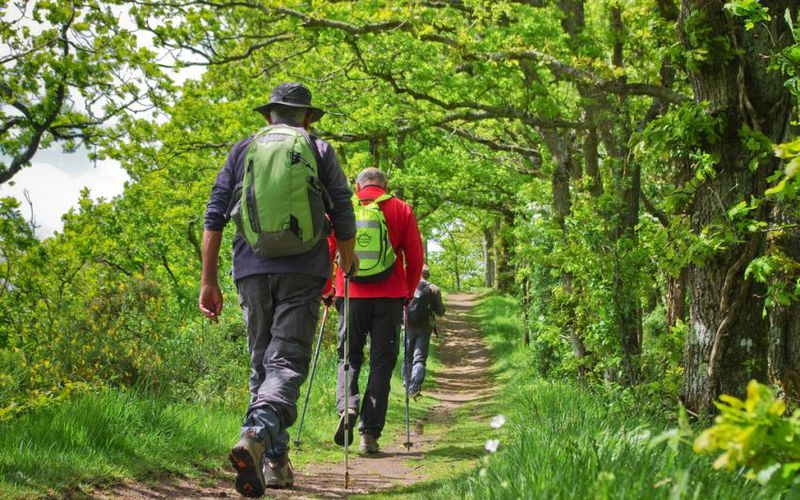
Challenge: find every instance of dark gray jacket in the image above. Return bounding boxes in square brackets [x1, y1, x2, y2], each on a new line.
[413, 279, 445, 330]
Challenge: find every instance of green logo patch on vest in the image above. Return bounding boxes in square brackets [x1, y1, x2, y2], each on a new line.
[352, 193, 396, 282]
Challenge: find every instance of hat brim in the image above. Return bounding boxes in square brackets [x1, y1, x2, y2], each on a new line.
[254, 102, 325, 123]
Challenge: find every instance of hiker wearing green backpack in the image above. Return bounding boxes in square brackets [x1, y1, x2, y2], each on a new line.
[328, 167, 424, 455]
[199, 82, 357, 497]
[403, 265, 446, 399]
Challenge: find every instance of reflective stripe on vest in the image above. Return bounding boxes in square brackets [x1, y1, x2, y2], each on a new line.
[356, 220, 381, 228]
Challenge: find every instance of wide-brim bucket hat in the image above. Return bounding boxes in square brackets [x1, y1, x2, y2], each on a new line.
[254, 82, 325, 123]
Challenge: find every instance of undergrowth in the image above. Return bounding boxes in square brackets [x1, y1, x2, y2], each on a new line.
[415, 294, 760, 499]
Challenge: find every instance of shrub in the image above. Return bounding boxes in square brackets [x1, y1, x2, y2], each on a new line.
[694, 380, 800, 492]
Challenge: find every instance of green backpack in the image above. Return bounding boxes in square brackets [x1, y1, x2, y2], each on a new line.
[352, 193, 396, 282]
[231, 125, 330, 258]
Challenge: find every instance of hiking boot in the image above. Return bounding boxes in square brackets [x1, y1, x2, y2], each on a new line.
[264, 453, 294, 489]
[359, 432, 379, 455]
[409, 387, 422, 400]
[334, 409, 357, 446]
[229, 435, 266, 498]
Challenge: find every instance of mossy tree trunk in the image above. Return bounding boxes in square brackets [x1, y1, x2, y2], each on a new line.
[678, 0, 795, 413]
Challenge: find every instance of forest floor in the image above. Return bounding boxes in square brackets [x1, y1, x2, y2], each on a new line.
[95, 293, 494, 499]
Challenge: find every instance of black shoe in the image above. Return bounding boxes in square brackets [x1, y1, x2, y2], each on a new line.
[334, 409, 357, 446]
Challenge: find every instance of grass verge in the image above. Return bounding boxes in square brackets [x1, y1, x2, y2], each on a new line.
[0, 388, 241, 498]
[400, 294, 759, 499]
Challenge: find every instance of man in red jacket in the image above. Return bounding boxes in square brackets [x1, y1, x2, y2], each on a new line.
[328, 167, 423, 455]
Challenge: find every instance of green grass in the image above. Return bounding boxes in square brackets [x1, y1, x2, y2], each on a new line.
[403, 294, 761, 499]
[0, 388, 242, 498]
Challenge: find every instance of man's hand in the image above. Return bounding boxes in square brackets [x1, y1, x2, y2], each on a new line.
[323, 287, 335, 307]
[339, 252, 360, 278]
[200, 229, 224, 323]
[336, 237, 357, 277]
[199, 283, 224, 323]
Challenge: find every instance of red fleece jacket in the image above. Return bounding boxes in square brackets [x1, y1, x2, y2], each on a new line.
[327, 186, 423, 299]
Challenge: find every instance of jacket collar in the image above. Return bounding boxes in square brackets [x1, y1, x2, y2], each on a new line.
[357, 185, 387, 201]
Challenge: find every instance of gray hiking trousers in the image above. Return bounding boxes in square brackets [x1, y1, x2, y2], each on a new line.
[236, 273, 325, 459]
[336, 297, 404, 439]
[401, 326, 432, 393]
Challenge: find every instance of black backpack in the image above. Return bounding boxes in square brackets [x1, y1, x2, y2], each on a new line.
[407, 282, 433, 327]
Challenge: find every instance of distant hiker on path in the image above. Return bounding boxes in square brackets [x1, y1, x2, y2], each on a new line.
[199, 82, 356, 497]
[329, 167, 423, 455]
[403, 265, 446, 398]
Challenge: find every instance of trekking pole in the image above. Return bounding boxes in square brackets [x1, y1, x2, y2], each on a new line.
[293, 305, 329, 447]
[402, 306, 412, 451]
[343, 275, 351, 489]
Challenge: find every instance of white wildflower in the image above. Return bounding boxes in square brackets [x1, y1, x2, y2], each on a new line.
[485, 438, 500, 453]
[490, 414, 506, 429]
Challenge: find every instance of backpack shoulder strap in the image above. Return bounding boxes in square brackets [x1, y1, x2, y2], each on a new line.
[354, 193, 393, 206]
[255, 124, 285, 136]
[305, 133, 334, 211]
[305, 132, 325, 168]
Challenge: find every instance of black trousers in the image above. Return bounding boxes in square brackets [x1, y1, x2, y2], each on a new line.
[336, 297, 404, 439]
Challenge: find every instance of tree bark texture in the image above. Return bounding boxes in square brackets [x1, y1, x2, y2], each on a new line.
[494, 214, 515, 293]
[483, 227, 496, 288]
[678, 0, 795, 412]
[666, 268, 688, 331]
[541, 121, 588, 382]
[448, 232, 461, 291]
[767, 205, 800, 403]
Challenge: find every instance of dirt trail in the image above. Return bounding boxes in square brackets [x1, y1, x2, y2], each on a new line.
[96, 293, 493, 499]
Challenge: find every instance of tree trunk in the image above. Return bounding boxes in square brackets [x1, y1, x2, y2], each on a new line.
[678, 0, 794, 413]
[541, 115, 588, 383]
[483, 227, 496, 288]
[595, 102, 643, 386]
[494, 214, 515, 292]
[522, 277, 531, 346]
[583, 125, 603, 197]
[666, 268, 688, 331]
[448, 232, 461, 292]
[767, 205, 800, 403]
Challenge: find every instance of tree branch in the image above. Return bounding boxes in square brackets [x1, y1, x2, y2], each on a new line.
[439, 123, 542, 162]
[640, 191, 669, 227]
